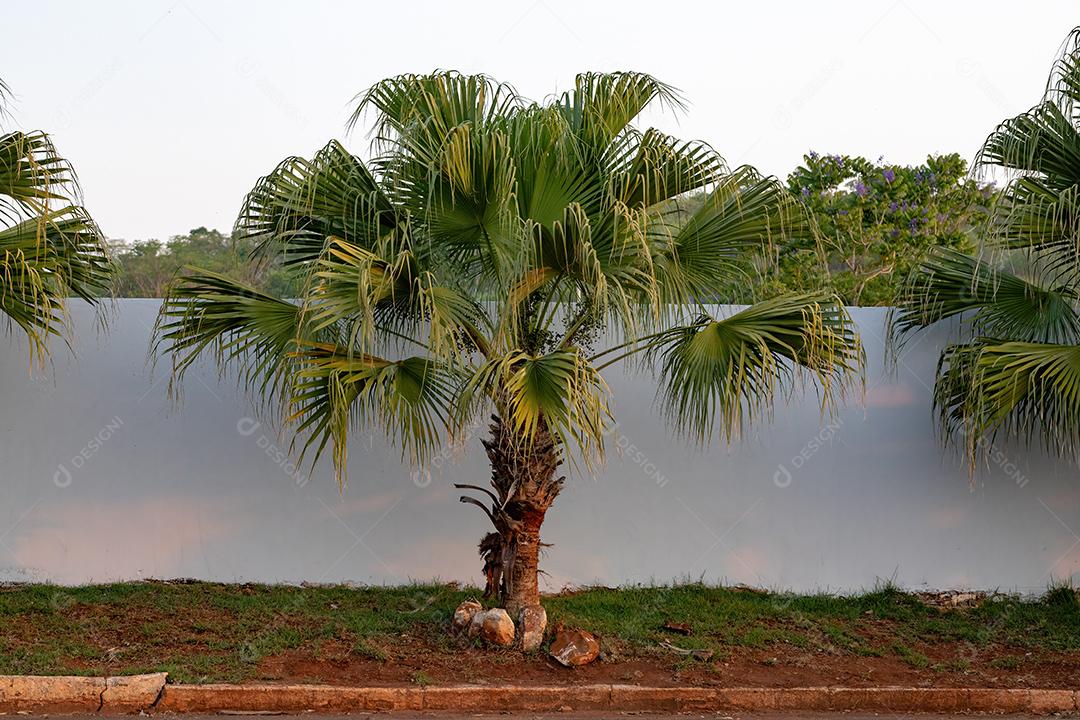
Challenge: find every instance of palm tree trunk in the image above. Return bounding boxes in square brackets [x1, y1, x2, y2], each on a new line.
[472, 414, 563, 617]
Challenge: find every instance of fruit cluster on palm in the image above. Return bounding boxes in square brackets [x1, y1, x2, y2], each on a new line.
[894, 29, 1080, 468]
[155, 72, 861, 615]
[0, 79, 112, 363]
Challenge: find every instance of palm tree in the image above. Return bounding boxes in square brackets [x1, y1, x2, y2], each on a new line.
[0, 79, 112, 363]
[894, 29, 1080, 468]
[155, 72, 860, 618]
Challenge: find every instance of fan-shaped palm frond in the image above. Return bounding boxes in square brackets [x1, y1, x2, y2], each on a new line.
[349, 71, 522, 154]
[0, 109, 112, 363]
[237, 140, 399, 268]
[290, 344, 462, 484]
[647, 294, 860, 444]
[557, 72, 684, 160]
[458, 347, 611, 469]
[896, 247, 1080, 344]
[896, 28, 1080, 466]
[935, 341, 1080, 466]
[654, 165, 805, 308]
[154, 270, 309, 405]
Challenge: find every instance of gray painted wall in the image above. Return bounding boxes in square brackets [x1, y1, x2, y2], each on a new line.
[0, 300, 1076, 592]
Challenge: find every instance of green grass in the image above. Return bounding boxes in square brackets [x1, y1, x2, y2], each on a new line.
[0, 580, 1077, 683]
[990, 655, 1024, 670]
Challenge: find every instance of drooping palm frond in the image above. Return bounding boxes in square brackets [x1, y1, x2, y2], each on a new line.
[896, 28, 1080, 466]
[645, 294, 860, 444]
[0, 208, 110, 343]
[0, 117, 112, 363]
[306, 236, 490, 361]
[290, 344, 463, 485]
[934, 341, 1080, 466]
[895, 247, 1080, 344]
[237, 140, 400, 268]
[154, 270, 309, 406]
[972, 29, 1080, 267]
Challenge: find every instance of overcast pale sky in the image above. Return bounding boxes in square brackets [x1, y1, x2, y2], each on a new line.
[3, 1, 1077, 241]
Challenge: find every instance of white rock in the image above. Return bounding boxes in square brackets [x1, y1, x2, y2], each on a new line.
[517, 605, 548, 651]
[452, 599, 483, 633]
[469, 608, 515, 646]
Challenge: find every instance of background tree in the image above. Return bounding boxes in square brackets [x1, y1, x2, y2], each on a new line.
[0, 79, 112, 362]
[894, 28, 1080, 467]
[763, 152, 993, 305]
[155, 72, 861, 618]
[112, 227, 297, 297]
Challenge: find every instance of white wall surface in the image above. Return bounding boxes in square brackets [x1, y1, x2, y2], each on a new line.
[0, 301, 1076, 593]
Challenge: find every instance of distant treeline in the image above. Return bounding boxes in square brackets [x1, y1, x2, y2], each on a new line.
[110, 226, 299, 298]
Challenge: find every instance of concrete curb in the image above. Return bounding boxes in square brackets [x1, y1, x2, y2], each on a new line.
[157, 683, 1080, 714]
[0, 673, 166, 713]
[2, 677, 1078, 714]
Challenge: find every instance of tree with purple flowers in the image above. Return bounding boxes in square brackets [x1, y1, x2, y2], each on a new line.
[757, 152, 994, 305]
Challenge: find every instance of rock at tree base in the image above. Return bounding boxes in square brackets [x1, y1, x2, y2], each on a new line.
[452, 600, 483, 633]
[468, 608, 515, 646]
[549, 627, 600, 666]
[518, 605, 547, 651]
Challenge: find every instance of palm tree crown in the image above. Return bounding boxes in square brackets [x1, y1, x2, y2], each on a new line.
[0, 78, 112, 363]
[156, 71, 860, 612]
[895, 29, 1080, 467]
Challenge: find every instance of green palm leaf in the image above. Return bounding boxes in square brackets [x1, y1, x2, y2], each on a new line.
[896, 247, 1080, 343]
[459, 348, 611, 468]
[155, 270, 309, 405]
[291, 344, 461, 483]
[935, 341, 1080, 465]
[0, 115, 112, 363]
[651, 294, 860, 444]
[237, 140, 401, 269]
[655, 166, 805, 307]
[895, 28, 1080, 466]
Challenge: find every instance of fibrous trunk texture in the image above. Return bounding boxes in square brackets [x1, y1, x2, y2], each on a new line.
[457, 415, 563, 617]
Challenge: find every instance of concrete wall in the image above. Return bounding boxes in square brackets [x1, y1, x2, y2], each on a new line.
[0, 300, 1076, 592]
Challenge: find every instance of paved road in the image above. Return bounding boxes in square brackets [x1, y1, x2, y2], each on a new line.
[36, 714, 1061, 719]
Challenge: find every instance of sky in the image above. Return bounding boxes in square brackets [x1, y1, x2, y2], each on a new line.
[3, 1, 1078, 242]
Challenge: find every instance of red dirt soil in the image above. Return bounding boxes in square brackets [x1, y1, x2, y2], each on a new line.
[255, 636, 1080, 689]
